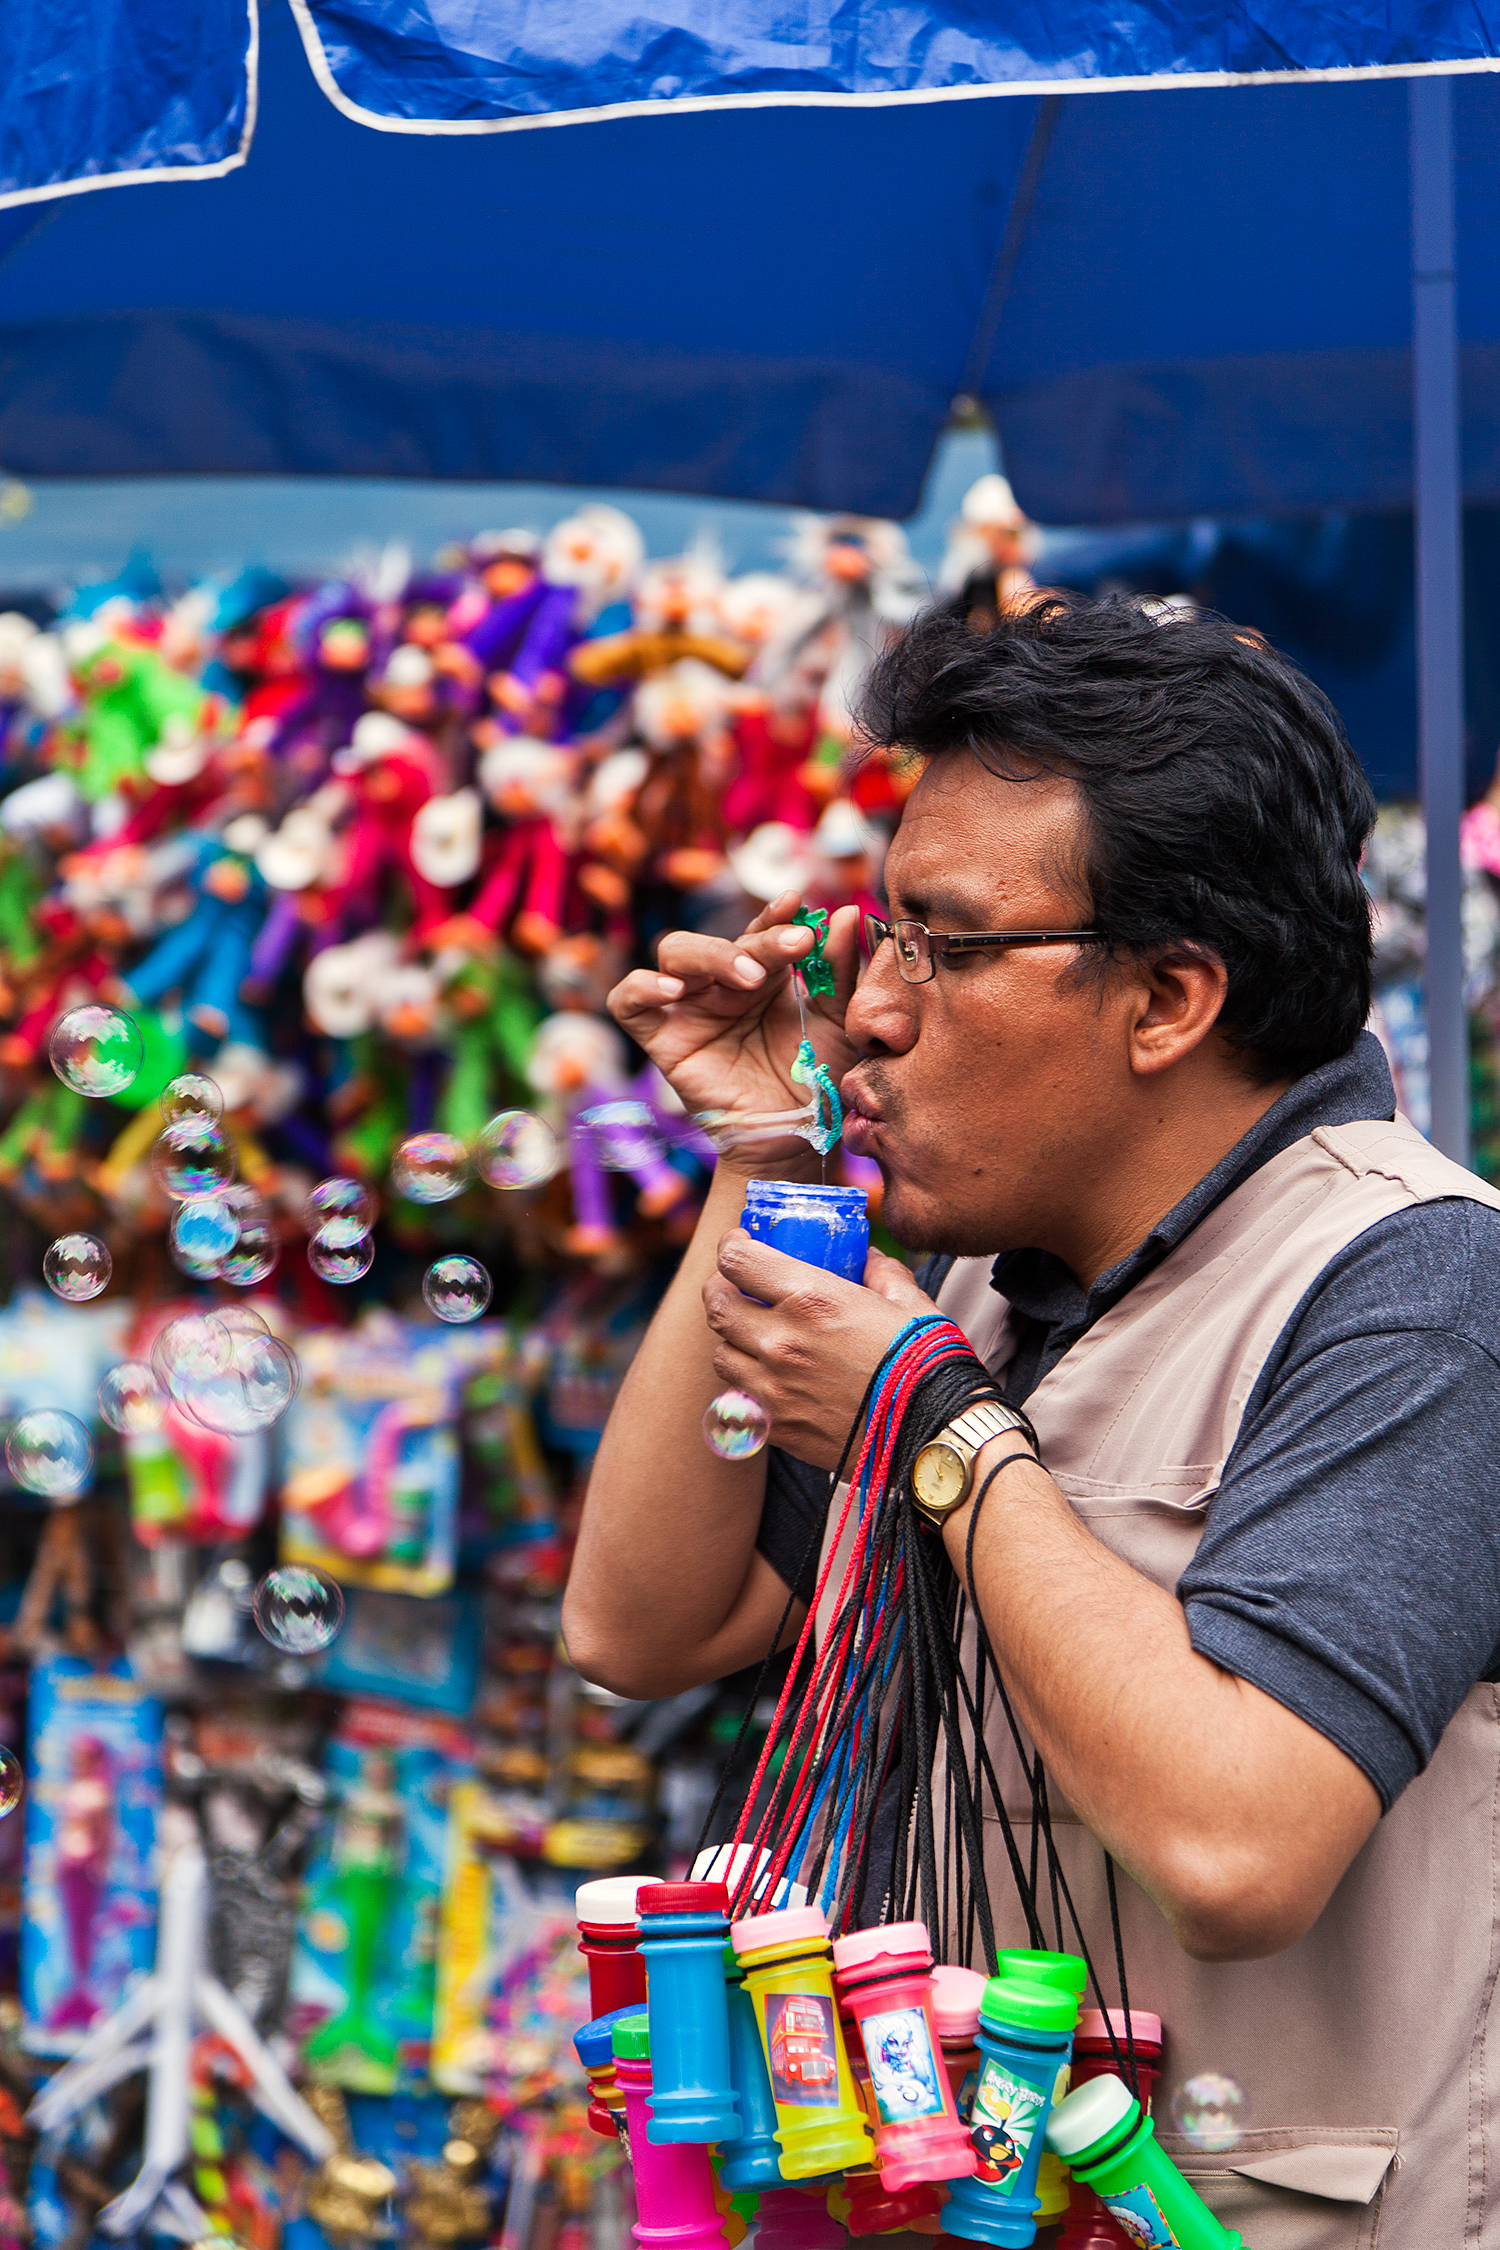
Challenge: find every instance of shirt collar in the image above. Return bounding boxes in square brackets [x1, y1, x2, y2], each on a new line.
[990, 1029, 1398, 1334]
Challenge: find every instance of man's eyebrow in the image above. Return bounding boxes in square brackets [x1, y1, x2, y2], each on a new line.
[888, 883, 994, 927]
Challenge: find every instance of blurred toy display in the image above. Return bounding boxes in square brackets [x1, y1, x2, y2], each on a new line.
[0, 498, 915, 2250]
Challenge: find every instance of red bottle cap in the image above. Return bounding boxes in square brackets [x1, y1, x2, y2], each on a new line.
[636, 1880, 730, 1916]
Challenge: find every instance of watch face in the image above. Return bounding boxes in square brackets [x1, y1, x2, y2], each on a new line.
[913, 1441, 967, 1513]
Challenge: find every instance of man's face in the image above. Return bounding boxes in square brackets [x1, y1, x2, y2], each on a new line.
[841, 752, 1128, 1260]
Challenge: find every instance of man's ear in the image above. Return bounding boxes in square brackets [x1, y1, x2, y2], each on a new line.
[1126, 946, 1230, 1078]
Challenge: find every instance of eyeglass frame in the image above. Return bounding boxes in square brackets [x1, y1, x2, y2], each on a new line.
[862, 911, 1104, 984]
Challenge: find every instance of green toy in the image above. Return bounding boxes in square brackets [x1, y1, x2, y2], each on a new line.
[1046, 2076, 1245, 2249]
[792, 905, 835, 997]
[790, 1037, 842, 1153]
[436, 950, 542, 1147]
[57, 641, 218, 802]
[302, 1751, 402, 2088]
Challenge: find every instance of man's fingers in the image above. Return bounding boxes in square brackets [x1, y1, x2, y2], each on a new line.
[714, 1227, 845, 1310]
[702, 1266, 780, 1354]
[656, 924, 810, 993]
[608, 967, 688, 1026]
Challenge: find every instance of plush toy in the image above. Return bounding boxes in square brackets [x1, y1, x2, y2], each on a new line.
[937, 473, 1040, 631]
[53, 627, 225, 805]
[120, 817, 269, 1053]
[525, 1012, 691, 1253]
[320, 713, 455, 940]
[568, 549, 750, 692]
[431, 738, 576, 958]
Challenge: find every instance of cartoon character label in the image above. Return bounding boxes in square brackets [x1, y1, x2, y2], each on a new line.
[859, 2005, 945, 2124]
[765, 1991, 841, 2108]
[1100, 2184, 1181, 2246]
[956, 2066, 979, 2121]
[967, 2056, 1047, 2195]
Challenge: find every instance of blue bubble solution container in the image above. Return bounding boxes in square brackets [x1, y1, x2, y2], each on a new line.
[940, 1975, 1078, 2247]
[741, 1181, 870, 1283]
[637, 1880, 741, 2146]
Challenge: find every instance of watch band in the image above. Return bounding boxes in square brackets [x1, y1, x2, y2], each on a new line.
[911, 1396, 1036, 1526]
[947, 1399, 1031, 1453]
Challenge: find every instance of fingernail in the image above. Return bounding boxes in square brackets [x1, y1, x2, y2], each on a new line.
[779, 928, 806, 949]
[734, 956, 766, 983]
[657, 975, 684, 996]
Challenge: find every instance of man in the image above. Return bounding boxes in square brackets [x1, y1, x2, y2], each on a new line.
[564, 596, 1500, 2248]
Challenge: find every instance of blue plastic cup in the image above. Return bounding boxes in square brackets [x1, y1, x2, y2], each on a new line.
[741, 1180, 869, 1283]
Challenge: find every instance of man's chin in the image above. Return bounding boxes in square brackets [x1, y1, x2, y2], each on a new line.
[878, 1175, 998, 1260]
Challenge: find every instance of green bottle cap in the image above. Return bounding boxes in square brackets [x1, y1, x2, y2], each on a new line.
[979, 1974, 1079, 2034]
[996, 1948, 1089, 1999]
[612, 2011, 651, 2060]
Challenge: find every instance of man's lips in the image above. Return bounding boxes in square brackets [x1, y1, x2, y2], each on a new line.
[840, 1072, 882, 1154]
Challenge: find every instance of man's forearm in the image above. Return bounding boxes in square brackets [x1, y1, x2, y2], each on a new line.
[562, 1158, 810, 1696]
[942, 1441, 1380, 1959]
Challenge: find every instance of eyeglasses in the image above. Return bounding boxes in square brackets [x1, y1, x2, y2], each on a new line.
[862, 912, 1103, 985]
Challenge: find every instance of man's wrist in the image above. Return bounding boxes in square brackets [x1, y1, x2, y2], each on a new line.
[939, 1434, 1048, 1553]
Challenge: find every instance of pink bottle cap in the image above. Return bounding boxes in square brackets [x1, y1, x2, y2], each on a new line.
[1076, 2007, 1163, 2047]
[929, 1965, 987, 2040]
[830, 1921, 932, 1978]
[730, 1903, 829, 1955]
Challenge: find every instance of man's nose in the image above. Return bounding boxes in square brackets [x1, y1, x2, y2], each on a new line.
[845, 949, 918, 1056]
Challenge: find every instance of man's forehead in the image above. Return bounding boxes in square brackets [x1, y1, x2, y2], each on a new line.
[885, 756, 1082, 913]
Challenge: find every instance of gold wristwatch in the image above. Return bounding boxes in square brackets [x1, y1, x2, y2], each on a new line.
[911, 1399, 1033, 1525]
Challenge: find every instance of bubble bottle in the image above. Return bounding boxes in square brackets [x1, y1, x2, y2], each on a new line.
[832, 1923, 976, 2191]
[1058, 2011, 1163, 2250]
[729, 1903, 872, 2179]
[752, 2188, 844, 2250]
[1045, 2077, 1244, 2250]
[930, 1967, 986, 2115]
[637, 1880, 739, 2145]
[576, 2007, 640, 2138]
[995, 1950, 1089, 2232]
[837, 1999, 946, 2238]
[577, 1877, 650, 2018]
[719, 1945, 786, 2195]
[611, 2014, 728, 2250]
[939, 1975, 1078, 2247]
[741, 1180, 870, 1283]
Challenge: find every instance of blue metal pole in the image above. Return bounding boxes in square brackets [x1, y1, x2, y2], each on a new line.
[1410, 75, 1469, 1165]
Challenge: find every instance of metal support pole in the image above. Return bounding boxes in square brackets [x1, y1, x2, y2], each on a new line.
[1411, 75, 1469, 1164]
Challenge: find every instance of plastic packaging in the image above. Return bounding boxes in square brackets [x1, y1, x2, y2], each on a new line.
[637, 1880, 739, 2145]
[931, 1965, 986, 2113]
[995, 1950, 1089, 2228]
[741, 1181, 870, 1283]
[1046, 2075, 1244, 2250]
[730, 1904, 872, 2179]
[574, 2006, 641, 2139]
[612, 2012, 728, 2250]
[837, 2002, 946, 2236]
[718, 1950, 786, 2192]
[939, 1974, 1078, 2247]
[832, 1921, 975, 2190]
[1058, 2010, 1165, 2250]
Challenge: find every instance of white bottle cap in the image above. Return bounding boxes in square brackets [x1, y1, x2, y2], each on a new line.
[576, 1876, 650, 1926]
[1045, 2073, 1137, 2160]
[691, 1841, 808, 1908]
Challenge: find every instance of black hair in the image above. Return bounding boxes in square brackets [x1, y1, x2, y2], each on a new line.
[857, 593, 1376, 1081]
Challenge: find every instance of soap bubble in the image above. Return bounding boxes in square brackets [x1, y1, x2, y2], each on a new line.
[252, 1566, 344, 1654]
[151, 1116, 235, 1199]
[0, 1750, 23, 1819]
[161, 1072, 223, 1125]
[702, 1391, 771, 1461]
[42, 1233, 112, 1303]
[581, 1099, 665, 1171]
[308, 1226, 374, 1284]
[181, 1331, 300, 1436]
[1170, 2073, 1248, 2153]
[217, 1185, 280, 1286]
[170, 1195, 240, 1268]
[216, 1304, 269, 1337]
[151, 1312, 232, 1399]
[475, 1110, 557, 1190]
[422, 1255, 492, 1323]
[391, 1132, 470, 1203]
[304, 1176, 376, 1245]
[98, 1361, 169, 1434]
[5, 1409, 93, 1499]
[48, 1005, 143, 1099]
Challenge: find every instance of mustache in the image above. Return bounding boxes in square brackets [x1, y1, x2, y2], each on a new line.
[848, 1061, 902, 1126]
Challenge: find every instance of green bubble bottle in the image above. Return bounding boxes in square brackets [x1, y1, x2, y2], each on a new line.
[1045, 2077, 1245, 2250]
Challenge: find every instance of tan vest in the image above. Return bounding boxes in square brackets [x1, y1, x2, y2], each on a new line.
[820, 1116, 1500, 2249]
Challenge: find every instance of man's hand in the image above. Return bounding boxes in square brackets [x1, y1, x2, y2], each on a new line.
[702, 1233, 936, 1469]
[607, 894, 861, 1159]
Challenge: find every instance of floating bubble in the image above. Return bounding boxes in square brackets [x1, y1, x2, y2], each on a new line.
[48, 1005, 143, 1099]
[702, 1390, 771, 1461]
[42, 1233, 112, 1303]
[161, 1072, 223, 1125]
[0, 1749, 22, 1820]
[216, 1304, 270, 1339]
[170, 1195, 240, 1268]
[151, 1312, 232, 1400]
[5, 1409, 93, 1499]
[252, 1566, 345, 1654]
[181, 1331, 300, 1436]
[97, 1361, 169, 1434]
[1169, 2073, 1248, 2153]
[151, 1116, 235, 1200]
[475, 1110, 557, 1190]
[303, 1176, 376, 1245]
[391, 1132, 470, 1204]
[580, 1099, 665, 1172]
[422, 1254, 493, 1324]
[308, 1226, 374, 1284]
[216, 1184, 280, 1286]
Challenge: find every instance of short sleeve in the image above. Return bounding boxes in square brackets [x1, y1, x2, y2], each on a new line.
[756, 1450, 834, 1606]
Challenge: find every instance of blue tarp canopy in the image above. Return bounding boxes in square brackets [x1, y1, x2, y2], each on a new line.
[1, 2, 1499, 525]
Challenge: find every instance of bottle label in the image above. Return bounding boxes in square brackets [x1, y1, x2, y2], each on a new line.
[1100, 2183, 1180, 2246]
[967, 2057, 1046, 2196]
[956, 2067, 979, 2121]
[859, 2006, 945, 2124]
[764, 1991, 841, 2108]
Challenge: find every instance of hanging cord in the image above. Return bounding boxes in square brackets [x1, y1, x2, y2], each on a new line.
[962, 1463, 1143, 2094]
